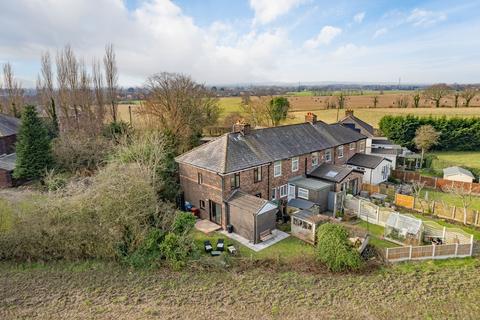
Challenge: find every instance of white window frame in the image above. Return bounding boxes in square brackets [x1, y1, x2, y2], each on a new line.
[271, 188, 277, 200]
[325, 149, 332, 162]
[350, 142, 356, 150]
[311, 152, 319, 166]
[297, 187, 309, 200]
[337, 146, 344, 158]
[274, 161, 282, 177]
[291, 157, 299, 172]
[279, 184, 288, 198]
[359, 141, 365, 152]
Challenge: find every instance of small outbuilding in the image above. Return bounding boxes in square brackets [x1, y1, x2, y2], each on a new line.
[287, 176, 332, 212]
[226, 190, 278, 244]
[308, 162, 363, 194]
[384, 212, 424, 245]
[443, 166, 475, 183]
[291, 209, 330, 244]
[347, 153, 392, 185]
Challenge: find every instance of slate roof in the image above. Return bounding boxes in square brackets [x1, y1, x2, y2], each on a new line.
[292, 209, 329, 224]
[287, 198, 316, 210]
[339, 115, 375, 137]
[0, 153, 16, 171]
[226, 190, 277, 215]
[443, 166, 475, 178]
[176, 121, 366, 174]
[0, 113, 20, 137]
[370, 148, 401, 156]
[288, 176, 332, 190]
[347, 153, 390, 169]
[308, 163, 354, 183]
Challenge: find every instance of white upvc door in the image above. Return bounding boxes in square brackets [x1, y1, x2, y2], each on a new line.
[287, 184, 296, 201]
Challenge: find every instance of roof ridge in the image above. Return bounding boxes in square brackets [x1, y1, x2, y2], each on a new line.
[175, 133, 228, 161]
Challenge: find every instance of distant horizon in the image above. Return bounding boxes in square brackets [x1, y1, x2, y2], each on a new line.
[2, 1, 480, 87]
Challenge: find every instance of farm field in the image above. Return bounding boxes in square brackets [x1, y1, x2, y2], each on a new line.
[1, 259, 479, 319]
[431, 151, 480, 170]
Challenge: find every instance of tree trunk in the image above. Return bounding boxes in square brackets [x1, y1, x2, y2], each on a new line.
[420, 149, 425, 169]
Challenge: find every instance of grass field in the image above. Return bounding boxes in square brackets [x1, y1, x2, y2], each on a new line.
[431, 151, 480, 170]
[1, 258, 479, 319]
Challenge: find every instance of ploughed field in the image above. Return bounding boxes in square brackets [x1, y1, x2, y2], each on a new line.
[1, 259, 479, 320]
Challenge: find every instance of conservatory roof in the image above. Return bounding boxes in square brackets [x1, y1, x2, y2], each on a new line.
[386, 213, 423, 235]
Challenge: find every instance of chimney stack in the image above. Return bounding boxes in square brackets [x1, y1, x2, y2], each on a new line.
[232, 119, 251, 135]
[305, 112, 318, 124]
[345, 109, 354, 117]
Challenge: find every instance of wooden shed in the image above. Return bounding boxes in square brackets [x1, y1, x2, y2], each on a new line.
[0, 153, 15, 188]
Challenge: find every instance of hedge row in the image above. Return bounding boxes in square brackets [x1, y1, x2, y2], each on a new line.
[379, 115, 480, 151]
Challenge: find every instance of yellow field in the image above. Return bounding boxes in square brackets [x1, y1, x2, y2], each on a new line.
[116, 98, 480, 128]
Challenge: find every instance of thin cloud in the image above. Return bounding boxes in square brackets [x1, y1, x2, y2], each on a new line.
[353, 12, 365, 23]
[373, 28, 388, 39]
[249, 0, 307, 25]
[407, 8, 447, 27]
[304, 26, 342, 48]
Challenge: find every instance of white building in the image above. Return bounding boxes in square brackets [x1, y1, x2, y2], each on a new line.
[347, 153, 392, 185]
[443, 166, 475, 183]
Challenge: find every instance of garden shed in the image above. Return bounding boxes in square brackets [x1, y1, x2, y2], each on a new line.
[384, 212, 424, 245]
[0, 153, 15, 188]
[291, 209, 330, 244]
[226, 190, 278, 244]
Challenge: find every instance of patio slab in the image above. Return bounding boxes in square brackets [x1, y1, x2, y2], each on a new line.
[219, 229, 290, 252]
[195, 219, 221, 234]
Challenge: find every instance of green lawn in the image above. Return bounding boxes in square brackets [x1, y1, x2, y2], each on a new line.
[431, 151, 480, 171]
[354, 221, 399, 249]
[419, 188, 480, 211]
[410, 212, 480, 241]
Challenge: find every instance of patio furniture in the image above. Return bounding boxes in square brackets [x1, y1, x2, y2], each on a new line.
[216, 239, 225, 251]
[210, 250, 221, 256]
[227, 245, 237, 255]
[204, 240, 213, 253]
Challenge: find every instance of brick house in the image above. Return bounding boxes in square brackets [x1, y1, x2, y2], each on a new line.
[0, 114, 20, 188]
[176, 113, 367, 236]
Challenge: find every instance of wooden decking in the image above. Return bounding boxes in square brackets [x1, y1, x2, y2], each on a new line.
[194, 219, 222, 234]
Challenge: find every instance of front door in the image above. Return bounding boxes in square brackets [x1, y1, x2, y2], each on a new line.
[288, 184, 296, 201]
[210, 201, 222, 225]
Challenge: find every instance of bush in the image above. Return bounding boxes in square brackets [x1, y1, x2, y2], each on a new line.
[125, 229, 166, 268]
[103, 121, 132, 141]
[171, 212, 196, 235]
[0, 163, 177, 261]
[316, 223, 363, 272]
[159, 232, 196, 270]
[53, 131, 114, 174]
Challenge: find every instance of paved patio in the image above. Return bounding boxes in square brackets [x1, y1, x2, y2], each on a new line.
[220, 229, 290, 252]
[195, 219, 222, 234]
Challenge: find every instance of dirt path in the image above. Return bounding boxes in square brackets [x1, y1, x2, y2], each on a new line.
[1, 261, 479, 320]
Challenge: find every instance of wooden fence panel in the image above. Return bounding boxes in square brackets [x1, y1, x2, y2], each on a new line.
[411, 246, 434, 259]
[395, 194, 415, 209]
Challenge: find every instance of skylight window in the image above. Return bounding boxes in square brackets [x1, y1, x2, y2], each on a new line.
[326, 170, 338, 178]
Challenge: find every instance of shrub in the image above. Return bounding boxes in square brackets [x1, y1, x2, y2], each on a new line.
[316, 223, 363, 272]
[159, 232, 196, 270]
[53, 131, 114, 174]
[171, 212, 196, 235]
[0, 163, 177, 261]
[125, 229, 166, 268]
[103, 121, 132, 141]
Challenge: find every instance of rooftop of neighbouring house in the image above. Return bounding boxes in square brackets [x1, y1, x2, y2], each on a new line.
[308, 162, 355, 183]
[347, 153, 390, 169]
[0, 113, 20, 137]
[175, 114, 366, 174]
[0, 153, 16, 171]
[443, 166, 475, 178]
[339, 110, 375, 137]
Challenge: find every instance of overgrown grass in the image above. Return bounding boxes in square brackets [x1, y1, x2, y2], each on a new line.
[419, 188, 480, 211]
[431, 151, 480, 170]
[354, 221, 399, 249]
[409, 212, 480, 241]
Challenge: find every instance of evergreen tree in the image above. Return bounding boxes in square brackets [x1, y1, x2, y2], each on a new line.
[13, 105, 53, 180]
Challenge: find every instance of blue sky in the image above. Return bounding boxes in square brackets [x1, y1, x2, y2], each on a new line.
[1, 0, 479, 86]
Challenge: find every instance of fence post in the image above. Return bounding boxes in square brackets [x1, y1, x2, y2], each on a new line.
[358, 199, 361, 217]
[470, 235, 474, 256]
[434, 177, 438, 190]
[464, 208, 467, 225]
[432, 244, 436, 258]
[409, 246, 413, 260]
[376, 206, 380, 225]
[451, 206, 456, 220]
[455, 243, 458, 257]
[431, 201, 436, 215]
[386, 248, 389, 261]
[442, 227, 446, 239]
[475, 210, 479, 226]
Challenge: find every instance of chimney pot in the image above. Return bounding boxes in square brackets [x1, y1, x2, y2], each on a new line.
[345, 109, 354, 117]
[232, 120, 251, 135]
[305, 112, 318, 124]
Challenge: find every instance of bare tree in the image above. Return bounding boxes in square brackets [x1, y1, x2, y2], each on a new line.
[92, 58, 106, 128]
[414, 125, 440, 168]
[423, 84, 451, 108]
[372, 95, 379, 108]
[395, 95, 409, 108]
[65, 45, 80, 128]
[56, 48, 72, 129]
[410, 180, 427, 212]
[2, 62, 24, 117]
[37, 51, 58, 133]
[241, 95, 271, 127]
[140, 72, 220, 153]
[461, 86, 477, 107]
[443, 184, 472, 224]
[453, 90, 460, 108]
[412, 91, 421, 108]
[104, 44, 118, 123]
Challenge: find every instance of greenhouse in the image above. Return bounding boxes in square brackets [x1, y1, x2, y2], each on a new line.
[384, 212, 424, 245]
